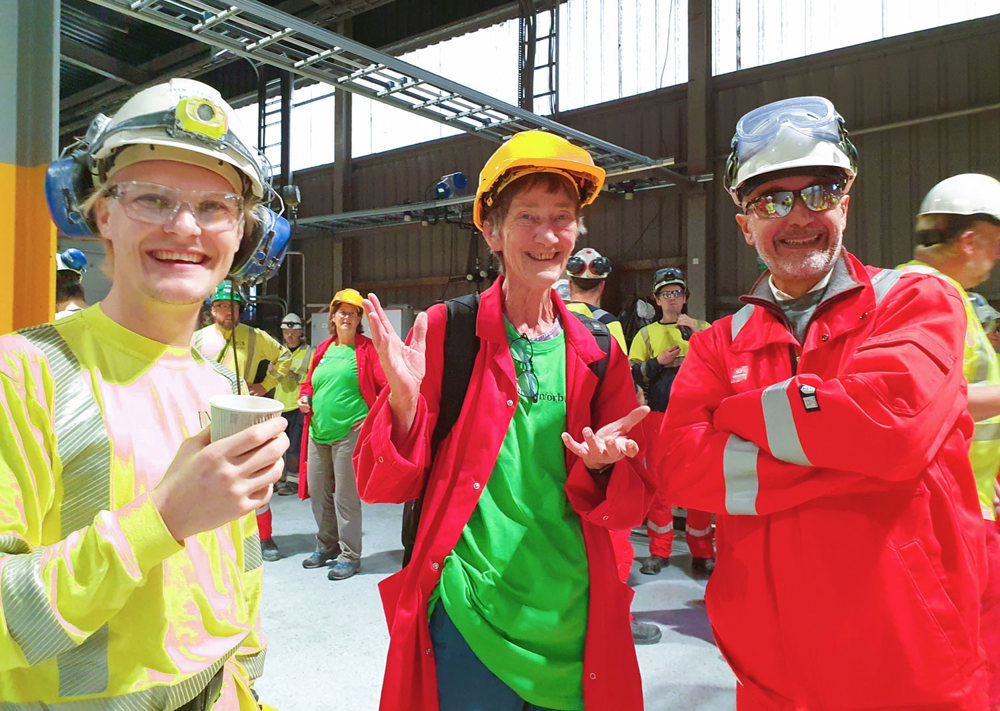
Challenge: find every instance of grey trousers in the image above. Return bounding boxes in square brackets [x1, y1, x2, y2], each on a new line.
[306, 428, 362, 560]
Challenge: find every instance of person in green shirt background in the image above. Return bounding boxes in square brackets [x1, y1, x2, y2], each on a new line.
[298, 288, 386, 580]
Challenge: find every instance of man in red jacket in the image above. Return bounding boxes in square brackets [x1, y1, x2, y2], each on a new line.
[658, 96, 988, 708]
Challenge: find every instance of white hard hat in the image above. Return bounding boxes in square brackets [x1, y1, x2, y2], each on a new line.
[553, 279, 570, 301]
[280, 313, 303, 329]
[725, 96, 858, 204]
[918, 174, 1000, 221]
[90, 78, 265, 198]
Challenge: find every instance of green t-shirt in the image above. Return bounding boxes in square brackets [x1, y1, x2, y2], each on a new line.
[308, 344, 369, 443]
[435, 324, 589, 711]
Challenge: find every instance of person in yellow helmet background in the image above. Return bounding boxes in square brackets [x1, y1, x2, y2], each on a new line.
[193, 280, 292, 562]
[0, 77, 288, 709]
[297, 287, 387, 581]
[356, 130, 652, 710]
[896, 172, 1000, 707]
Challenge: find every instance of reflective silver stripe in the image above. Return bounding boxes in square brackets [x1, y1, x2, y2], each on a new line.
[1, 551, 75, 665]
[731, 304, 755, 341]
[58, 625, 108, 698]
[723, 434, 759, 515]
[871, 268, 904, 305]
[244, 531, 263, 573]
[20, 325, 112, 539]
[197, 350, 240, 395]
[686, 524, 713, 537]
[646, 521, 672, 535]
[4, 326, 112, 682]
[974, 420, 1000, 443]
[0, 535, 31, 555]
[244, 327, 257, 382]
[240, 647, 267, 680]
[761, 379, 812, 466]
[0, 647, 235, 710]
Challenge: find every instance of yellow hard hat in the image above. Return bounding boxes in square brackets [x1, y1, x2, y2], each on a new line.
[473, 131, 605, 230]
[330, 288, 364, 312]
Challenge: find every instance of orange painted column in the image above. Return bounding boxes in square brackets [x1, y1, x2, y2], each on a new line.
[0, 1, 58, 334]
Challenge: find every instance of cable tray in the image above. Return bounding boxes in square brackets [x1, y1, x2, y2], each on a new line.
[87, 0, 682, 178]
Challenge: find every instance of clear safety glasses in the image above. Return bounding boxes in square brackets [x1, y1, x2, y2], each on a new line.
[745, 183, 846, 219]
[107, 181, 244, 230]
[510, 335, 539, 403]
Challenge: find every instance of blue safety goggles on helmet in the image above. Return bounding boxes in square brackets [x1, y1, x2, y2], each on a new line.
[725, 96, 858, 205]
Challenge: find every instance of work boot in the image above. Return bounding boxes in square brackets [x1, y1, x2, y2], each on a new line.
[261, 538, 280, 562]
[691, 557, 714, 578]
[639, 555, 669, 575]
[631, 619, 662, 645]
[328, 558, 361, 581]
[276, 481, 297, 496]
[302, 551, 336, 569]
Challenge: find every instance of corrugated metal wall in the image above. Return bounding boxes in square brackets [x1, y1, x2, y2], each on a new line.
[292, 14, 1000, 321]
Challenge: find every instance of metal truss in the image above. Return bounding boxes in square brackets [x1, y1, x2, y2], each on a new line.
[87, 0, 691, 232]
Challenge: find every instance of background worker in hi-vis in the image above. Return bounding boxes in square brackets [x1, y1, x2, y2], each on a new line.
[0, 78, 289, 709]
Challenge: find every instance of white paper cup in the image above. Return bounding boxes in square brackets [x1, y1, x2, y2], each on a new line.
[209, 394, 284, 442]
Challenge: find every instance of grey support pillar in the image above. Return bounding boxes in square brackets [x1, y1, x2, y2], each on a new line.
[331, 19, 353, 294]
[686, 0, 711, 320]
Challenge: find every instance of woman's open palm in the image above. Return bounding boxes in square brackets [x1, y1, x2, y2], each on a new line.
[363, 293, 427, 405]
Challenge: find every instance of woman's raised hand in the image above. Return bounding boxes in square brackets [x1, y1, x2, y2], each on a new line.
[560, 405, 650, 472]
[364, 293, 427, 434]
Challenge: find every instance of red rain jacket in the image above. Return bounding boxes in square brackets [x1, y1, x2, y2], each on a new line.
[659, 252, 988, 708]
[354, 277, 654, 710]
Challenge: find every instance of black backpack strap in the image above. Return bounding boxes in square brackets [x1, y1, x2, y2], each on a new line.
[431, 292, 481, 455]
[570, 311, 611, 380]
[403, 292, 480, 568]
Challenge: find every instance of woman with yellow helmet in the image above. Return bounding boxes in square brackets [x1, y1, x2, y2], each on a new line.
[356, 131, 652, 710]
[297, 288, 386, 581]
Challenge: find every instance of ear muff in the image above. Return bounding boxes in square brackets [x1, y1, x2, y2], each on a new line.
[45, 157, 98, 238]
[229, 205, 291, 287]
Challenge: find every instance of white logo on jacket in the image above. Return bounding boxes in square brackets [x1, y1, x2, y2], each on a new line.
[731, 365, 749, 383]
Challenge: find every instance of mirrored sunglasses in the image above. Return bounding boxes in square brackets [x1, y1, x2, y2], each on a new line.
[108, 181, 244, 230]
[745, 183, 845, 219]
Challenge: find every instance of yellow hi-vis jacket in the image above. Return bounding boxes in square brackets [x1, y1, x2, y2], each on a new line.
[193, 322, 291, 392]
[272, 342, 314, 412]
[898, 260, 1000, 520]
[0, 305, 265, 709]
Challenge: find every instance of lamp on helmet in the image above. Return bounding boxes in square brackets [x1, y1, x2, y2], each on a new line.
[725, 96, 858, 206]
[91, 78, 265, 198]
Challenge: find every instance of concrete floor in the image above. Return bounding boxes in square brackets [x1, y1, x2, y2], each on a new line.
[254, 493, 737, 711]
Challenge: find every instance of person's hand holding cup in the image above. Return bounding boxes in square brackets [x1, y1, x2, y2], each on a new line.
[153, 395, 288, 541]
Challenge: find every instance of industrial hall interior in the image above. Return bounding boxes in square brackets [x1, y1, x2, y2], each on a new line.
[3, 0, 1000, 710]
